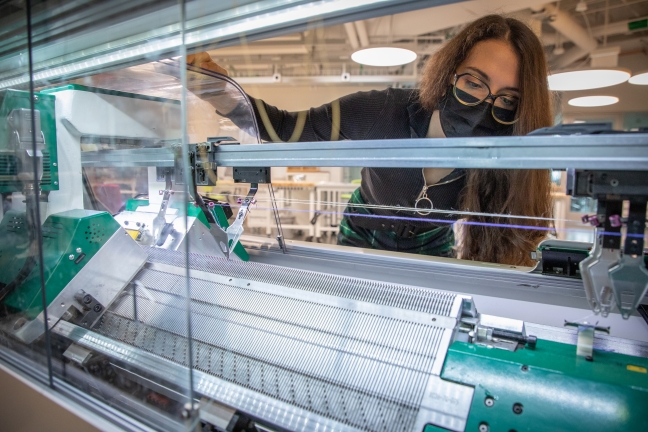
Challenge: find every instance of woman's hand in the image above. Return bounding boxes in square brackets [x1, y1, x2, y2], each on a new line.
[186, 52, 229, 76]
[185, 51, 241, 114]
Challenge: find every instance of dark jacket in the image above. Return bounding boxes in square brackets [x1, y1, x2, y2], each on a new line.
[247, 88, 465, 225]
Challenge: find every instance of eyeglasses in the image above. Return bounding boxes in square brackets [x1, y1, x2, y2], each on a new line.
[453, 73, 520, 125]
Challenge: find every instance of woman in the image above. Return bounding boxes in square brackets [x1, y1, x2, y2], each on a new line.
[188, 15, 554, 266]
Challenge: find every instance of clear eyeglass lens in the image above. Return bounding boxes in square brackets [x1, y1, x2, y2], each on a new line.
[492, 96, 519, 123]
[455, 74, 520, 124]
[455, 74, 489, 104]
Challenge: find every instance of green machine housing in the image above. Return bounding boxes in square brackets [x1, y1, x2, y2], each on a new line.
[424, 340, 648, 432]
[0, 210, 120, 318]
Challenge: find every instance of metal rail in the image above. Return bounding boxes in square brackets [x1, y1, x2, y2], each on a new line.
[81, 148, 175, 168]
[211, 135, 648, 169]
[80, 134, 648, 169]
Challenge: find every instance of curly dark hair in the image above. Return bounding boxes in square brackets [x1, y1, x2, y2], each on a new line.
[420, 15, 554, 266]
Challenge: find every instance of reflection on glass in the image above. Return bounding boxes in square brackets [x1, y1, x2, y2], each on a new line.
[0, 2, 200, 430]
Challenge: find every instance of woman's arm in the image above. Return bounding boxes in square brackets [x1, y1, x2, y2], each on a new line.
[187, 52, 388, 142]
[249, 91, 388, 142]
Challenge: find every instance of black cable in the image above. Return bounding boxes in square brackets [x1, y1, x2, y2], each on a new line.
[26, 0, 54, 386]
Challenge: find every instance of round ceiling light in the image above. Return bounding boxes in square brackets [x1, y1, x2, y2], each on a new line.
[548, 69, 630, 91]
[568, 96, 619, 107]
[351, 47, 417, 67]
[629, 71, 648, 85]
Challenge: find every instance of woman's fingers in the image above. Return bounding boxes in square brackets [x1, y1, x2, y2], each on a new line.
[200, 61, 229, 76]
[187, 52, 228, 76]
[187, 51, 212, 65]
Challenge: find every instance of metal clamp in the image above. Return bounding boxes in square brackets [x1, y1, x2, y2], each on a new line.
[579, 233, 620, 316]
[466, 315, 536, 352]
[570, 171, 648, 319]
[206, 183, 259, 260]
[609, 255, 648, 319]
[226, 184, 258, 257]
[609, 200, 648, 319]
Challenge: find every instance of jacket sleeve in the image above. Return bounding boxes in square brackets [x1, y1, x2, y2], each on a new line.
[230, 90, 391, 142]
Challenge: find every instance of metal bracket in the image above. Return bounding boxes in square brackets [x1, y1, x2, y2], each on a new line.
[564, 320, 610, 360]
[152, 169, 174, 247]
[532, 240, 590, 278]
[233, 167, 271, 183]
[73, 289, 106, 328]
[63, 343, 94, 366]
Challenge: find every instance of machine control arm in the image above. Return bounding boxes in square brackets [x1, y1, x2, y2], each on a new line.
[568, 170, 648, 318]
[152, 169, 174, 247]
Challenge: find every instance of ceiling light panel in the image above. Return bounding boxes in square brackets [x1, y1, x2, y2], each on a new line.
[548, 69, 630, 91]
[351, 47, 417, 66]
[568, 96, 619, 107]
[629, 71, 648, 85]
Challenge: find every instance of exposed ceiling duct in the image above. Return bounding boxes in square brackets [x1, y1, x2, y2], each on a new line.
[355, 21, 370, 47]
[532, 2, 599, 70]
[542, 15, 648, 46]
[344, 22, 360, 50]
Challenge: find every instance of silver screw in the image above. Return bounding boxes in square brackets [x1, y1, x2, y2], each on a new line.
[54, 181, 59, 185]
[68, 254, 75, 260]
[52, 162, 57, 167]
[76, 247, 82, 254]
[478, 423, 489, 432]
[484, 396, 495, 407]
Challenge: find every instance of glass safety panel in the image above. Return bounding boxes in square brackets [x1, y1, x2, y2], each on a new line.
[0, 2, 205, 431]
[0, 0, 54, 387]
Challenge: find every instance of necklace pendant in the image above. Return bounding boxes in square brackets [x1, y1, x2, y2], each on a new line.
[415, 196, 434, 215]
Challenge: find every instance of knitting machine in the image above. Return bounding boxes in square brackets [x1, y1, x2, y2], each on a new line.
[1, 16, 648, 432]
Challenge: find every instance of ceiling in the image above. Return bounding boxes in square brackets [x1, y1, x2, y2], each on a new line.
[207, 0, 648, 113]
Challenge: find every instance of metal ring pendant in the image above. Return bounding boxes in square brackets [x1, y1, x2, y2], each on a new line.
[415, 197, 434, 215]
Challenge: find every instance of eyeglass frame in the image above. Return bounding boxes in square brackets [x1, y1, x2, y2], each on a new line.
[452, 73, 520, 125]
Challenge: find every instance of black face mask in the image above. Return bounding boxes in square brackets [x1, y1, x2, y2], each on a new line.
[437, 88, 514, 138]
